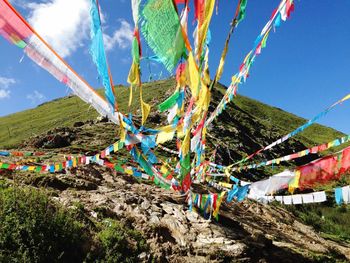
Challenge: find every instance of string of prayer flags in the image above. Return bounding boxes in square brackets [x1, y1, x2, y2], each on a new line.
[121, 119, 174, 188]
[0, 150, 46, 157]
[0, 1, 123, 125]
[89, 0, 116, 111]
[0, 156, 81, 173]
[141, 0, 185, 72]
[226, 134, 350, 172]
[206, 0, 295, 126]
[0, 140, 125, 174]
[258, 186, 350, 206]
[231, 92, 350, 166]
[247, 146, 350, 201]
[188, 191, 226, 220]
[260, 191, 327, 205]
[211, 0, 248, 87]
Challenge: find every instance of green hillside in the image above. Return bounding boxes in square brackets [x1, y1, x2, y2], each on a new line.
[0, 79, 344, 152]
[0, 79, 173, 148]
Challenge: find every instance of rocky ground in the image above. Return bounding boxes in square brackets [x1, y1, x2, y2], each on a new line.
[1, 119, 350, 262]
[1, 162, 349, 262]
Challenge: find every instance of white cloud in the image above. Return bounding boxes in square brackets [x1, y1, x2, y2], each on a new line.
[26, 90, 46, 104]
[103, 19, 133, 51]
[0, 89, 11, 99]
[0, 77, 16, 99]
[27, 0, 91, 58]
[0, 77, 16, 89]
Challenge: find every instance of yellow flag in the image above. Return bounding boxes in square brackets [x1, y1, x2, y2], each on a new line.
[213, 192, 226, 219]
[215, 29, 229, 82]
[191, 106, 202, 124]
[127, 62, 140, 86]
[187, 51, 200, 98]
[128, 85, 133, 107]
[218, 182, 232, 188]
[198, 83, 211, 110]
[181, 130, 191, 156]
[156, 130, 175, 144]
[120, 127, 126, 143]
[159, 125, 176, 133]
[113, 142, 120, 152]
[157, 125, 176, 144]
[231, 75, 240, 85]
[160, 164, 168, 175]
[176, 123, 185, 138]
[140, 86, 150, 125]
[225, 167, 231, 178]
[341, 94, 350, 102]
[327, 141, 335, 148]
[288, 170, 300, 194]
[127, 62, 140, 107]
[125, 168, 133, 175]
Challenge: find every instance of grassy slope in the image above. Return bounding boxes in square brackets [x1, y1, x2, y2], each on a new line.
[0, 79, 173, 148]
[0, 79, 345, 149]
[214, 84, 345, 147]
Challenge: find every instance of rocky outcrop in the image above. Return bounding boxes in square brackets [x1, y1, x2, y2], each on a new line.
[3, 163, 347, 262]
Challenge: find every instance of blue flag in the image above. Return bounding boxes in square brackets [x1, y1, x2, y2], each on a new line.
[90, 0, 115, 110]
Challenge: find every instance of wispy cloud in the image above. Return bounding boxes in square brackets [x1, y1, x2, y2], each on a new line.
[103, 19, 133, 51]
[26, 90, 46, 104]
[27, 0, 91, 58]
[0, 89, 11, 99]
[0, 77, 16, 99]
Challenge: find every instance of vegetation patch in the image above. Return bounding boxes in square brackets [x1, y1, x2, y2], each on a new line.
[0, 184, 149, 262]
[285, 203, 350, 243]
[0, 185, 87, 262]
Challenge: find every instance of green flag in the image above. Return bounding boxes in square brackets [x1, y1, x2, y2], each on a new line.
[141, 0, 185, 72]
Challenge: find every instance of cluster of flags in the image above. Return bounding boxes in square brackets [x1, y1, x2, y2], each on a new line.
[1, 0, 349, 221]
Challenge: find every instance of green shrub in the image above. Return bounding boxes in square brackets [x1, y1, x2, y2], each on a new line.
[94, 219, 148, 263]
[0, 186, 87, 262]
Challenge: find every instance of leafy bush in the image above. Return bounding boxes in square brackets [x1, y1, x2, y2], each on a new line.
[0, 184, 149, 262]
[93, 219, 148, 263]
[0, 186, 87, 262]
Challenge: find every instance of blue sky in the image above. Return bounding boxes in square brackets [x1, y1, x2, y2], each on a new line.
[1, 0, 350, 135]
